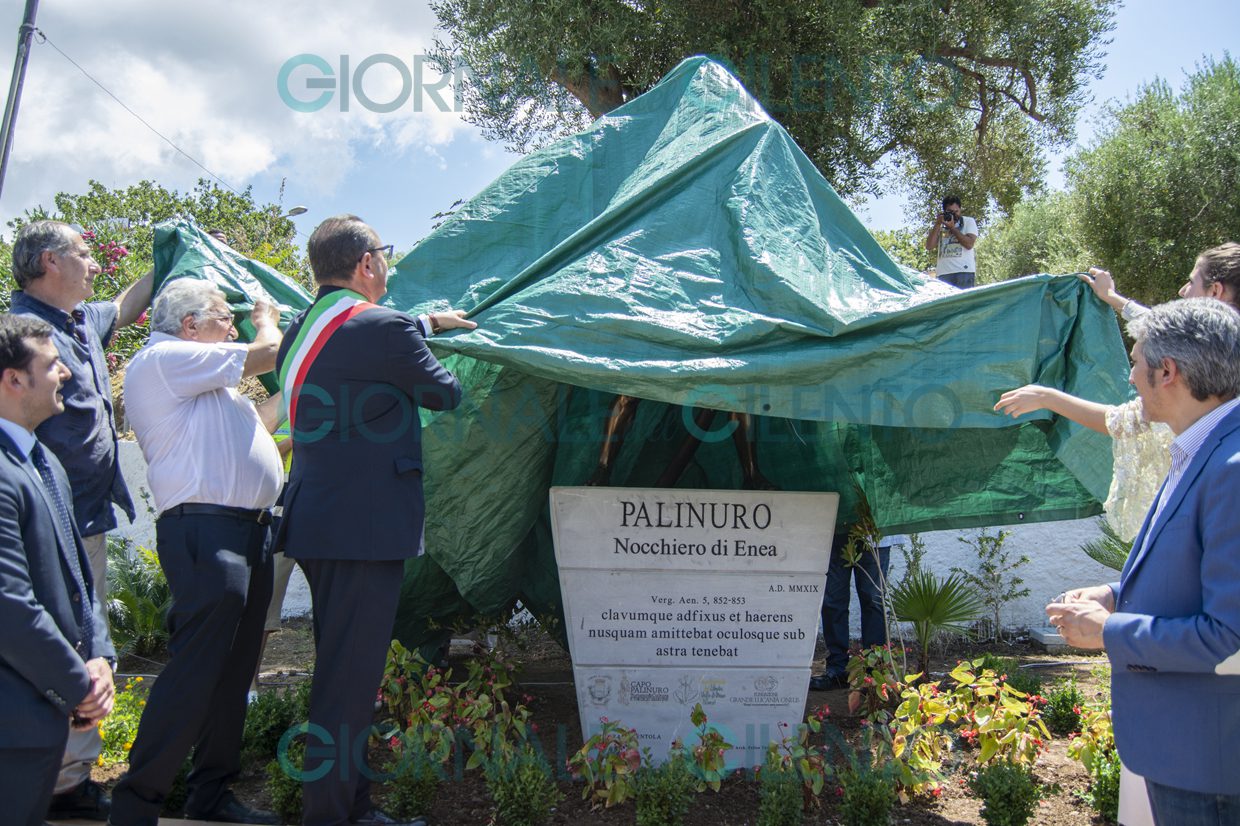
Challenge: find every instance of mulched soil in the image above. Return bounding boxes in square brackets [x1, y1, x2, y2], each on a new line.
[104, 622, 1114, 825]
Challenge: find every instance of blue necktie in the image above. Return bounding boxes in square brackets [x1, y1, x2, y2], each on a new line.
[30, 442, 95, 645]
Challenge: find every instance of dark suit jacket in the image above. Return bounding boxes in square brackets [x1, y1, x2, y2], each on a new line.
[0, 428, 113, 748]
[1105, 402, 1240, 794]
[276, 288, 462, 561]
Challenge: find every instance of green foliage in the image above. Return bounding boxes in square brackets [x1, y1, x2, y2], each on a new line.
[765, 703, 833, 803]
[567, 718, 642, 808]
[836, 759, 897, 826]
[1066, 57, 1240, 307]
[384, 749, 440, 820]
[895, 533, 927, 589]
[380, 640, 533, 772]
[1042, 680, 1085, 737]
[1079, 745, 1121, 823]
[891, 569, 985, 673]
[979, 191, 1090, 282]
[757, 758, 804, 826]
[106, 540, 171, 658]
[0, 179, 308, 345]
[974, 654, 1043, 697]
[951, 530, 1030, 641]
[98, 676, 148, 764]
[968, 761, 1042, 826]
[846, 645, 908, 721]
[685, 703, 734, 792]
[1068, 683, 1118, 821]
[485, 745, 562, 826]
[1081, 519, 1132, 572]
[871, 228, 934, 273]
[242, 682, 311, 762]
[635, 752, 696, 826]
[948, 659, 1050, 768]
[266, 738, 304, 824]
[430, 0, 1116, 215]
[161, 757, 192, 816]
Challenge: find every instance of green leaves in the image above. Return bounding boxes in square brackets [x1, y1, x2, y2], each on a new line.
[105, 540, 172, 657]
[430, 0, 1117, 214]
[891, 569, 985, 673]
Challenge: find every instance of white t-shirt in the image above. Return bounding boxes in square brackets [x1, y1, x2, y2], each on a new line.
[124, 332, 283, 514]
[936, 215, 978, 276]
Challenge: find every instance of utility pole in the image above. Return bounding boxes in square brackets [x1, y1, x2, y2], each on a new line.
[0, 0, 40, 202]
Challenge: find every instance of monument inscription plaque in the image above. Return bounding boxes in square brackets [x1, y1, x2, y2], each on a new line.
[551, 487, 838, 766]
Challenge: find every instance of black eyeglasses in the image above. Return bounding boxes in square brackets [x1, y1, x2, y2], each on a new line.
[363, 244, 394, 262]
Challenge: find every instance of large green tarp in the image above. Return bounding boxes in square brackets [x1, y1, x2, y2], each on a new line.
[153, 57, 1132, 648]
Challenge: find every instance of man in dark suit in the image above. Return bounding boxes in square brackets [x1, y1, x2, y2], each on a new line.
[277, 215, 474, 826]
[1050, 298, 1240, 823]
[0, 314, 116, 826]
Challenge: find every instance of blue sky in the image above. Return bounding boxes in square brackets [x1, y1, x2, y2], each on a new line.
[0, 1, 1236, 249]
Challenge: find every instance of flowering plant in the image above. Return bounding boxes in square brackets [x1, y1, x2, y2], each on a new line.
[566, 717, 642, 809]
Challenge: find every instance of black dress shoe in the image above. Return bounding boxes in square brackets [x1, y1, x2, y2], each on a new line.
[352, 809, 428, 826]
[47, 778, 110, 820]
[186, 790, 280, 825]
[808, 673, 849, 691]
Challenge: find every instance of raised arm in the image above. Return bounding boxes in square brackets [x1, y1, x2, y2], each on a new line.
[994, 384, 1112, 434]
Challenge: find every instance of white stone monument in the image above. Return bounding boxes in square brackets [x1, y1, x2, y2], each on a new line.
[550, 487, 838, 767]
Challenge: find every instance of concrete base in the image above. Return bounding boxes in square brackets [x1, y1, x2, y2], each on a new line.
[1030, 626, 1070, 653]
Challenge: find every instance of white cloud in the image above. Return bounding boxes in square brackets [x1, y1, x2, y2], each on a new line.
[0, 0, 474, 232]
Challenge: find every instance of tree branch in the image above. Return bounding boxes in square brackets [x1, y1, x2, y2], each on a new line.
[936, 47, 1042, 121]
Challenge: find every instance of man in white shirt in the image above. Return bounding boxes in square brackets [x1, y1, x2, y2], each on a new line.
[925, 196, 978, 288]
[110, 280, 284, 826]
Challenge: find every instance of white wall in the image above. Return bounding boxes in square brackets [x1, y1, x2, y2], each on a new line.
[113, 441, 1112, 631]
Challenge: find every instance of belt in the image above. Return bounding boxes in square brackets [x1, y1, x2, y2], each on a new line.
[160, 503, 273, 525]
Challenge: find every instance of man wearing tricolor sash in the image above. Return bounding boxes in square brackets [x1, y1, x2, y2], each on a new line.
[275, 215, 474, 826]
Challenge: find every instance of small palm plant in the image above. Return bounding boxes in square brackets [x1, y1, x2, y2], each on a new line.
[891, 570, 984, 674]
[1080, 520, 1132, 572]
[106, 540, 172, 657]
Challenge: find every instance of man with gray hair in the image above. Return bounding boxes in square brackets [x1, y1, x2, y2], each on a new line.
[9, 220, 151, 819]
[109, 279, 283, 825]
[1049, 298, 1240, 822]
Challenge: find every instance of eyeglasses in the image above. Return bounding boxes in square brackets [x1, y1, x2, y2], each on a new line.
[365, 244, 395, 262]
[199, 310, 234, 323]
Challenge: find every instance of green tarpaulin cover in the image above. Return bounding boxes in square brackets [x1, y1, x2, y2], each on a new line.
[154, 57, 1132, 647]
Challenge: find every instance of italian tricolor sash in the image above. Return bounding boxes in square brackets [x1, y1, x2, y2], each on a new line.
[278, 289, 377, 431]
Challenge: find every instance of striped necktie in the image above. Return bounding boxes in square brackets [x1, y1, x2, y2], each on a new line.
[30, 442, 94, 643]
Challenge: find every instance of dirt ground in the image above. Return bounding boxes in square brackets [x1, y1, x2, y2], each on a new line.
[107, 621, 1112, 825]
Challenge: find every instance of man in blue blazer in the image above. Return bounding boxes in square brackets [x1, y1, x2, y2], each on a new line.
[0, 314, 115, 826]
[1050, 297, 1240, 823]
[276, 215, 474, 826]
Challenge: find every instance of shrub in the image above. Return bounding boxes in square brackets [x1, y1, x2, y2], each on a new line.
[243, 682, 311, 762]
[106, 541, 172, 657]
[1081, 746, 1121, 823]
[757, 760, 803, 826]
[486, 746, 562, 826]
[1042, 680, 1086, 737]
[384, 747, 440, 820]
[968, 761, 1042, 826]
[975, 654, 1043, 697]
[946, 660, 1049, 767]
[837, 761, 896, 826]
[567, 718, 642, 808]
[266, 738, 304, 825]
[98, 676, 148, 765]
[635, 753, 695, 826]
[684, 703, 733, 792]
[951, 529, 1030, 641]
[380, 640, 533, 770]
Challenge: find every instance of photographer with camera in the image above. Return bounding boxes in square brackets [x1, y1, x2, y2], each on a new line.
[925, 196, 978, 288]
